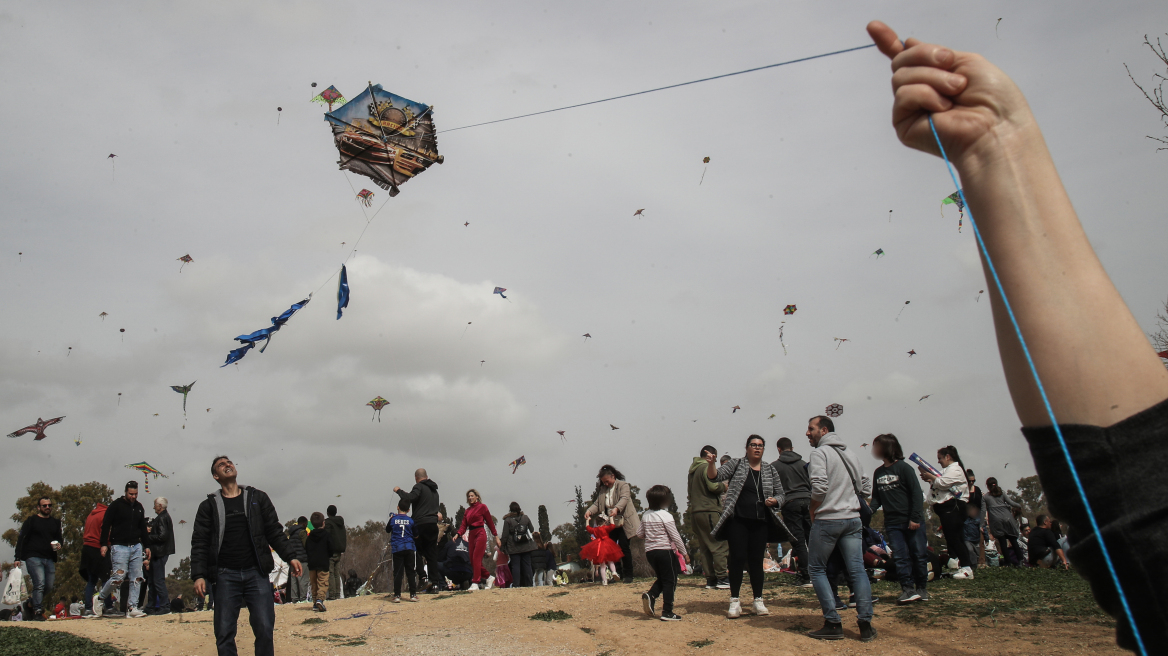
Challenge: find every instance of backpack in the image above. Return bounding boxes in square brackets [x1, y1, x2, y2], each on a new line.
[511, 516, 531, 546]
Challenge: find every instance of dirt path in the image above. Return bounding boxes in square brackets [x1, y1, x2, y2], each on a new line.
[29, 579, 1121, 655]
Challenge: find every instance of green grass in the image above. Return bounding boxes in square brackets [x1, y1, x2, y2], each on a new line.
[0, 626, 127, 656]
[579, 627, 594, 634]
[547, 590, 570, 597]
[764, 567, 1112, 627]
[431, 590, 471, 600]
[530, 610, 572, 621]
[688, 638, 714, 648]
[301, 617, 327, 624]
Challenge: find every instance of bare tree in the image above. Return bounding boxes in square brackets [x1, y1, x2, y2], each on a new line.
[1151, 297, 1168, 367]
[1125, 34, 1168, 150]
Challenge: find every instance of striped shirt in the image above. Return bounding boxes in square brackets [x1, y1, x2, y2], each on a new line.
[636, 509, 687, 553]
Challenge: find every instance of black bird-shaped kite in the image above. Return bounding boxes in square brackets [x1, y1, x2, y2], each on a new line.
[8, 416, 66, 441]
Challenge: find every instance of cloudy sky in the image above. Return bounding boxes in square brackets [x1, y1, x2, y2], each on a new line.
[2, 1, 1167, 563]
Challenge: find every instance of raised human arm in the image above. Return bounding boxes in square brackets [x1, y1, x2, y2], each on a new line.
[867, 20, 1168, 427]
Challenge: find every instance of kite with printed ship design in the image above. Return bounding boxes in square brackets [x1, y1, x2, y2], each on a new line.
[325, 83, 442, 197]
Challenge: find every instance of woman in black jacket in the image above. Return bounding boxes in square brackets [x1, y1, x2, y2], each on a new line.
[500, 502, 537, 587]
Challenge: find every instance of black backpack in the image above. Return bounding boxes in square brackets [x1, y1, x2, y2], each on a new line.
[511, 516, 531, 545]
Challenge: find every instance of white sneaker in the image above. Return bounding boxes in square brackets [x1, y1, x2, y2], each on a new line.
[952, 566, 975, 580]
[726, 598, 742, 619]
[127, 607, 147, 618]
[752, 597, 770, 616]
[485, 576, 496, 589]
[91, 595, 102, 618]
[469, 583, 479, 591]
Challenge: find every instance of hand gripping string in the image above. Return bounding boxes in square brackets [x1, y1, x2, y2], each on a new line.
[927, 115, 1146, 656]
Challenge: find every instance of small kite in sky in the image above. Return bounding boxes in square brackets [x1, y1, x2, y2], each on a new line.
[861, 442, 869, 448]
[834, 338, 850, 350]
[783, 305, 797, 316]
[779, 324, 787, 356]
[1004, 462, 1009, 468]
[222, 297, 311, 367]
[872, 248, 884, 259]
[178, 519, 187, 526]
[108, 154, 117, 180]
[99, 312, 108, 321]
[337, 265, 350, 320]
[177, 254, 193, 272]
[896, 301, 911, 321]
[120, 328, 125, 341]
[493, 287, 507, 299]
[583, 333, 591, 342]
[610, 424, 619, 430]
[919, 395, 931, 402]
[942, 190, 965, 232]
[75, 435, 82, 447]
[825, 403, 843, 418]
[67, 347, 72, 357]
[18, 252, 22, 261]
[170, 381, 195, 414]
[206, 408, 211, 412]
[480, 360, 486, 367]
[311, 85, 346, 111]
[117, 393, 122, 406]
[509, 455, 527, 474]
[125, 461, 168, 493]
[768, 414, 776, 419]
[633, 209, 645, 217]
[367, 396, 389, 422]
[464, 221, 469, 227]
[356, 189, 374, 207]
[907, 349, 917, 357]
[556, 430, 566, 443]
[732, 405, 740, 413]
[700, 157, 710, 185]
[976, 290, 985, 303]
[8, 416, 65, 441]
[996, 17, 1002, 38]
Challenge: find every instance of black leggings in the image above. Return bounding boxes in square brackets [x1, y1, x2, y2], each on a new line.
[393, 550, 417, 596]
[646, 549, 679, 614]
[727, 516, 768, 599]
[934, 500, 973, 567]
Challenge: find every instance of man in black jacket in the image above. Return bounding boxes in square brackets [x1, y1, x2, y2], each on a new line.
[772, 437, 813, 586]
[146, 497, 175, 614]
[98, 481, 151, 618]
[192, 456, 304, 656]
[394, 468, 440, 592]
[324, 505, 346, 600]
[13, 496, 63, 620]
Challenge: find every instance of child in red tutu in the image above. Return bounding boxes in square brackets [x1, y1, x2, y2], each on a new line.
[580, 517, 623, 585]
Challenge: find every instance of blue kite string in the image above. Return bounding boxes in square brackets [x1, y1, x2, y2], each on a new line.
[927, 116, 1146, 656]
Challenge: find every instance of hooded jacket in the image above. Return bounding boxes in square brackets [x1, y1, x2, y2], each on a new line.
[325, 514, 347, 554]
[771, 450, 812, 504]
[83, 504, 108, 549]
[687, 457, 726, 515]
[808, 433, 872, 521]
[190, 486, 306, 584]
[101, 496, 148, 547]
[396, 479, 440, 525]
[305, 527, 333, 571]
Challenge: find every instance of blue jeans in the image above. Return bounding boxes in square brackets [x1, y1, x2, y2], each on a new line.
[886, 524, 929, 589]
[809, 517, 872, 623]
[24, 557, 55, 612]
[214, 567, 275, 656]
[149, 554, 170, 609]
[100, 544, 144, 609]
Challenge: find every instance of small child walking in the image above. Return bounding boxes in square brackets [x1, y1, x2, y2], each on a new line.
[305, 512, 333, 612]
[637, 485, 689, 621]
[386, 501, 419, 602]
[579, 517, 622, 585]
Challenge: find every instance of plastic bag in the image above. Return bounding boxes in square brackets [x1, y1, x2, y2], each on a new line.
[3, 565, 26, 605]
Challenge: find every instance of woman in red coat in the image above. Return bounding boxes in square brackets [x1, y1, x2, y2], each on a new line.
[457, 489, 497, 590]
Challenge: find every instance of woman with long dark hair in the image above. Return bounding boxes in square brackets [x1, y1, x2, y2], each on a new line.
[868, 434, 929, 604]
[500, 502, 537, 587]
[706, 435, 786, 619]
[918, 445, 974, 579]
[982, 477, 1025, 567]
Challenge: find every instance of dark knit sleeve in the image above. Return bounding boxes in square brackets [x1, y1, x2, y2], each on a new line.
[1021, 397, 1168, 652]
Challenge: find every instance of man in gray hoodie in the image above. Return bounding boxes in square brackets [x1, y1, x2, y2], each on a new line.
[772, 437, 812, 586]
[805, 416, 875, 643]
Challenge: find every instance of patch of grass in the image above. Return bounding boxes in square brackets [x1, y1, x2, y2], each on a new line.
[598, 651, 616, 656]
[431, 591, 471, 601]
[783, 622, 811, 634]
[301, 617, 327, 625]
[530, 610, 572, 621]
[0, 626, 128, 655]
[688, 638, 714, 648]
[580, 627, 594, 634]
[548, 590, 570, 597]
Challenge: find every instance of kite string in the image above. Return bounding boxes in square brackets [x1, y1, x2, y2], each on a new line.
[927, 116, 1146, 656]
[438, 43, 876, 133]
[311, 172, 393, 297]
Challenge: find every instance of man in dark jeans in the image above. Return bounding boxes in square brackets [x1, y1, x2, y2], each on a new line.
[324, 505, 346, 600]
[191, 456, 305, 656]
[394, 469, 440, 593]
[772, 437, 813, 586]
[13, 496, 63, 620]
[146, 497, 175, 614]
